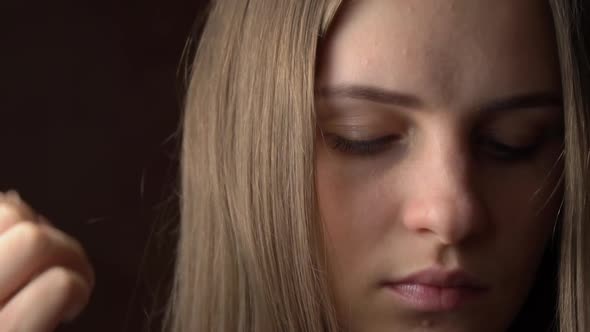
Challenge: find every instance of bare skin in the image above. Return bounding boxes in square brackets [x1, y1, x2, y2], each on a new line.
[0, 191, 94, 332]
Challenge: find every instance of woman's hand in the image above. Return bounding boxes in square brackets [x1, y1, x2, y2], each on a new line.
[0, 191, 95, 332]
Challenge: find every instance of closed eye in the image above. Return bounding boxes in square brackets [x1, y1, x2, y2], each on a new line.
[324, 135, 399, 156]
[477, 137, 543, 162]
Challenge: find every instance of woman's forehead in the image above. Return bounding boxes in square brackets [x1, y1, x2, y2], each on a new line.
[317, 0, 561, 111]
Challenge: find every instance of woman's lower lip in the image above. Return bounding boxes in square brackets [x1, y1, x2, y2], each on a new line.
[385, 283, 484, 311]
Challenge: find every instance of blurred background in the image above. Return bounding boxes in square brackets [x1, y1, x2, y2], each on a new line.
[2, 0, 206, 330]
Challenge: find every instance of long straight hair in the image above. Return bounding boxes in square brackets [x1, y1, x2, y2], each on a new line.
[164, 1, 343, 331]
[550, 0, 590, 331]
[165, 1, 589, 331]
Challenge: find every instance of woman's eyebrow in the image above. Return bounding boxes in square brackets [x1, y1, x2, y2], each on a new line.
[317, 85, 423, 108]
[317, 84, 563, 112]
[478, 92, 563, 113]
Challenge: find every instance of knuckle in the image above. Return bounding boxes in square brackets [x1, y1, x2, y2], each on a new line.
[48, 267, 81, 298]
[0, 203, 20, 225]
[14, 222, 49, 254]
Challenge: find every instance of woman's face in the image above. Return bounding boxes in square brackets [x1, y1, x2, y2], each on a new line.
[315, 0, 564, 331]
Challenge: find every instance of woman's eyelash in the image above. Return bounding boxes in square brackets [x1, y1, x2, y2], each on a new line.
[326, 135, 398, 155]
[477, 138, 543, 162]
[325, 134, 547, 161]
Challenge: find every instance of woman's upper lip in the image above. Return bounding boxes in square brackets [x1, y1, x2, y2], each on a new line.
[385, 267, 487, 289]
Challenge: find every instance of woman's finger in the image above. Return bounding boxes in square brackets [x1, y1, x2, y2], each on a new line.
[0, 222, 95, 306]
[0, 266, 92, 332]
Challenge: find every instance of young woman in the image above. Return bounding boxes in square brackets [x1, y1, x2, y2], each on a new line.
[165, 0, 588, 331]
[1, 0, 588, 331]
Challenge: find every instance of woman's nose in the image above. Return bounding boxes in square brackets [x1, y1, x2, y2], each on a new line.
[401, 138, 486, 245]
[402, 193, 485, 245]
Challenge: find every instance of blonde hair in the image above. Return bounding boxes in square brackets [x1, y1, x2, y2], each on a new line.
[164, 1, 589, 331]
[551, 0, 590, 331]
[165, 1, 343, 331]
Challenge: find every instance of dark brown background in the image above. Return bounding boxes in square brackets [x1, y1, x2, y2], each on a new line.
[2, 0, 206, 330]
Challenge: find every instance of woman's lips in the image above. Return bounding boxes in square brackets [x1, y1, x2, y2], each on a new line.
[382, 267, 488, 312]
